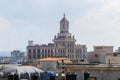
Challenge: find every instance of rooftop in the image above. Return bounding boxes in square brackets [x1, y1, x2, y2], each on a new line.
[38, 57, 69, 61]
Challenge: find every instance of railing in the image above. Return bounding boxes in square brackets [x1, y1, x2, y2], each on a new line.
[0, 78, 7, 80]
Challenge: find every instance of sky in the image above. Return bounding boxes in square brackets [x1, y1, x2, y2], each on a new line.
[0, 0, 120, 54]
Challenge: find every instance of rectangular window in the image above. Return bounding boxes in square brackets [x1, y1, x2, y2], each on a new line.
[33, 49, 36, 54]
[37, 49, 40, 53]
[28, 49, 31, 54]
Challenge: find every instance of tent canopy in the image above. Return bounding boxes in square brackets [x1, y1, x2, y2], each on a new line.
[0, 66, 44, 79]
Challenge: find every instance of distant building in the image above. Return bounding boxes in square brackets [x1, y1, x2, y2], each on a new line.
[27, 15, 87, 64]
[117, 47, 120, 53]
[87, 46, 113, 63]
[105, 53, 120, 64]
[0, 56, 10, 63]
[10, 50, 25, 64]
[87, 46, 120, 64]
[94, 46, 113, 54]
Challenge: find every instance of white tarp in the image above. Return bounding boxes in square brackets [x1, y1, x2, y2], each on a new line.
[0, 66, 44, 79]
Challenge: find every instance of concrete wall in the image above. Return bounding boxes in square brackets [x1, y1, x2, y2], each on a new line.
[94, 46, 113, 54]
[65, 65, 120, 80]
[40, 61, 56, 70]
[68, 69, 120, 80]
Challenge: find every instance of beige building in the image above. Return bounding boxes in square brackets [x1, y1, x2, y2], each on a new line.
[27, 15, 86, 63]
[87, 46, 115, 63]
[94, 46, 113, 54]
[65, 64, 120, 80]
[105, 53, 120, 64]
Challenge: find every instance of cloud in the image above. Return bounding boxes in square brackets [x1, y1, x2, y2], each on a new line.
[0, 17, 11, 32]
[0, 0, 120, 51]
[69, 0, 120, 51]
[73, 0, 120, 31]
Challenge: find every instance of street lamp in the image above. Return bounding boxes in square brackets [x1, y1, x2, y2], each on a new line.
[61, 73, 65, 80]
[56, 73, 59, 80]
[56, 73, 59, 77]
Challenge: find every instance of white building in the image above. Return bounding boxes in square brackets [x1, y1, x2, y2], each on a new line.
[0, 57, 10, 63]
[38, 57, 71, 71]
[27, 15, 87, 64]
[117, 47, 120, 53]
[10, 50, 25, 64]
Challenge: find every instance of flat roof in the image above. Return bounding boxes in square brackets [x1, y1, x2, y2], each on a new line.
[38, 57, 69, 61]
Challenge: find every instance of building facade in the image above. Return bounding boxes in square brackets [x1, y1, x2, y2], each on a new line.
[87, 46, 113, 63]
[94, 46, 113, 54]
[65, 64, 120, 80]
[27, 15, 86, 63]
[38, 57, 71, 71]
[117, 47, 120, 53]
[10, 50, 25, 64]
[0, 56, 10, 64]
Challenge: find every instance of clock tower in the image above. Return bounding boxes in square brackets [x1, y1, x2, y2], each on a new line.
[53, 14, 76, 57]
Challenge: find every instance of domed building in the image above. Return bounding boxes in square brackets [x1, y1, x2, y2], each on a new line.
[27, 14, 87, 64]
